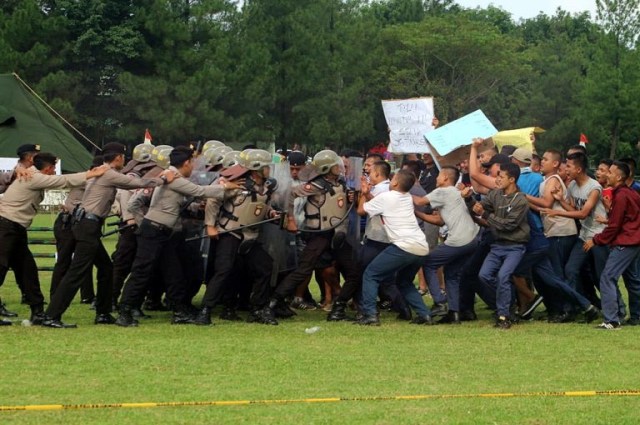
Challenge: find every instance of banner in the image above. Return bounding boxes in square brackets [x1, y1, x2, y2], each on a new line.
[382, 97, 434, 153]
[424, 110, 498, 156]
[492, 127, 544, 150]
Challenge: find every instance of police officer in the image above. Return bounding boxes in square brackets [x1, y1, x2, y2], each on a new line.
[270, 150, 361, 321]
[43, 142, 173, 328]
[0, 152, 107, 326]
[115, 146, 241, 327]
[195, 149, 280, 325]
[111, 143, 158, 311]
[50, 156, 104, 301]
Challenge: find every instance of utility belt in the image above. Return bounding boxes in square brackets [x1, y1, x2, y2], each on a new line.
[143, 218, 173, 235]
[72, 207, 104, 225]
[58, 211, 72, 227]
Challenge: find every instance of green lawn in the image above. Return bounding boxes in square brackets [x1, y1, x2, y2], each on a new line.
[1, 214, 639, 424]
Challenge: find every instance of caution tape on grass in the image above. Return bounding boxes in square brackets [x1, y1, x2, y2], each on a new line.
[2, 389, 639, 412]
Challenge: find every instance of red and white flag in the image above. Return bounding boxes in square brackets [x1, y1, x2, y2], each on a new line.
[579, 133, 589, 146]
[144, 128, 152, 144]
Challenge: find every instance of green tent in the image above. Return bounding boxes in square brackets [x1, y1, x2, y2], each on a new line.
[0, 73, 93, 172]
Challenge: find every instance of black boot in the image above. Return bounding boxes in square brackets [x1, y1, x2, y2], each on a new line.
[0, 318, 11, 326]
[30, 304, 46, 325]
[327, 301, 351, 322]
[194, 307, 213, 326]
[438, 311, 461, 325]
[115, 305, 139, 327]
[269, 299, 296, 318]
[132, 308, 152, 319]
[396, 307, 412, 321]
[354, 314, 381, 326]
[171, 309, 196, 325]
[247, 307, 279, 326]
[219, 306, 242, 321]
[0, 298, 18, 317]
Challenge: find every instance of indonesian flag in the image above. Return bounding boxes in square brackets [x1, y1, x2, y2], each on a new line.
[144, 128, 152, 144]
[579, 133, 589, 146]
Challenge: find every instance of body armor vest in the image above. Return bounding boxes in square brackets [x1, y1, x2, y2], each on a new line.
[304, 177, 348, 231]
[218, 179, 273, 235]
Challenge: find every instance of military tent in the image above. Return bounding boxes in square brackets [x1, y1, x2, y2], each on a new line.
[0, 73, 93, 172]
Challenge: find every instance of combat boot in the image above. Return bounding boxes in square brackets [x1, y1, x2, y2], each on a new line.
[269, 298, 296, 318]
[171, 309, 197, 325]
[327, 301, 351, 321]
[219, 306, 242, 321]
[194, 307, 213, 326]
[247, 307, 278, 326]
[30, 304, 46, 325]
[115, 305, 139, 327]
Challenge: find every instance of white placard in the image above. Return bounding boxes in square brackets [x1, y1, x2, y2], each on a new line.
[382, 97, 434, 153]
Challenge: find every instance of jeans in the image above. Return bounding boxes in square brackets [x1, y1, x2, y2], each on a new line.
[600, 246, 640, 323]
[423, 236, 479, 312]
[547, 235, 577, 278]
[478, 244, 526, 317]
[361, 245, 429, 318]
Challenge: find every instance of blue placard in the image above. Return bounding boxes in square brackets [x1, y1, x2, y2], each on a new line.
[424, 110, 497, 156]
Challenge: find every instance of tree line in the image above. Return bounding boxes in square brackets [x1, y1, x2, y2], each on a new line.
[1, 0, 639, 160]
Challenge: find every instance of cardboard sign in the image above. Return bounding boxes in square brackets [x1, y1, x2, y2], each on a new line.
[424, 110, 498, 156]
[382, 97, 434, 153]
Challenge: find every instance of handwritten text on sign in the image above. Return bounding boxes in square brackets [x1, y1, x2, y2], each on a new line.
[382, 98, 434, 153]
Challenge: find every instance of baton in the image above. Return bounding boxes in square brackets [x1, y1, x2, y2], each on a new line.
[102, 222, 137, 238]
[185, 213, 287, 242]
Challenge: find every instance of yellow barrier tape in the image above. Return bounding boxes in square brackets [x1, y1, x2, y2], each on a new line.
[1, 390, 639, 412]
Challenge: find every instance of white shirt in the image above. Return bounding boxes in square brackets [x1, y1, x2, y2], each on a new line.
[364, 190, 429, 256]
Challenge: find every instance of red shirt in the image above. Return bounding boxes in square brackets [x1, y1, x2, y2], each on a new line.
[593, 185, 640, 246]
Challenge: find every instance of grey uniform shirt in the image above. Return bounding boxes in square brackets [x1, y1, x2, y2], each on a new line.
[0, 167, 86, 228]
[146, 170, 224, 230]
[63, 185, 86, 213]
[81, 168, 163, 218]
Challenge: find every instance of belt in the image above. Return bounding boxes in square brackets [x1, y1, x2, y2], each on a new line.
[146, 219, 171, 232]
[0, 216, 20, 227]
[84, 213, 104, 224]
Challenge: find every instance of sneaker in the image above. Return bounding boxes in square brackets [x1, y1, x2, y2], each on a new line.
[520, 295, 543, 319]
[583, 305, 600, 324]
[290, 297, 317, 311]
[410, 315, 434, 325]
[595, 321, 621, 330]
[494, 316, 511, 330]
[353, 315, 380, 326]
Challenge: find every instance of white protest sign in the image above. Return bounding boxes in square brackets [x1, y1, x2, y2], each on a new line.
[424, 110, 498, 156]
[382, 97, 434, 153]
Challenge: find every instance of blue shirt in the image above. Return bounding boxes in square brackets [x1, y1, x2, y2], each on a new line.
[518, 168, 544, 249]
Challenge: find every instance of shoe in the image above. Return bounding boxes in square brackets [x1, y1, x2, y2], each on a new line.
[41, 317, 77, 328]
[438, 311, 461, 325]
[219, 307, 242, 321]
[583, 305, 600, 324]
[548, 311, 576, 323]
[326, 301, 352, 322]
[270, 299, 297, 318]
[430, 303, 447, 317]
[624, 318, 640, 326]
[459, 310, 478, 321]
[0, 318, 11, 326]
[247, 307, 279, 326]
[354, 314, 380, 326]
[115, 306, 139, 327]
[131, 308, 152, 319]
[494, 316, 511, 329]
[410, 315, 434, 325]
[94, 313, 116, 325]
[80, 297, 95, 305]
[595, 321, 621, 330]
[0, 300, 18, 317]
[290, 297, 317, 311]
[396, 307, 412, 321]
[171, 311, 196, 325]
[195, 307, 213, 326]
[520, 295, 543, 320]
[30, 312, 46, 326]
[377, 300, 392, 311]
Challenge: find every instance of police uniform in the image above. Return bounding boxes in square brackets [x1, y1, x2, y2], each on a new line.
[0, 166, 87, 322]
[196, 176, 277, 325]
[50, 186, 95, 301]
[44, 166, 165, 327]
[116, 167, 225, 326]
[272, 174, 361, 321]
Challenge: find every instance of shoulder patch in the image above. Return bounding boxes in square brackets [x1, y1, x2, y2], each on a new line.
[305, 184, 312, 191]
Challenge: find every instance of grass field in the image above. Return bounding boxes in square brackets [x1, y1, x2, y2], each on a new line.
[1, 214, 639, 424]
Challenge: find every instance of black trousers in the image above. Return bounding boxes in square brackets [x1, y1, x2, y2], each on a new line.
[459, 228, 493, 311]
[0, 217, 44, 307]
[119, 219, 189, 310]
[111, 224, 138, 303]
[274, 231, 361, 303]
[46, 218, 112, 318]
[51, 213, 94, 300]
[200, 233, 273, 309]
[359, 239, 408, 312]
